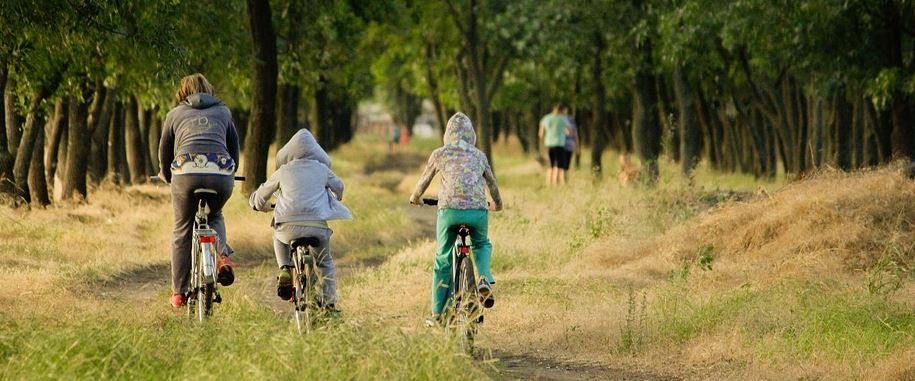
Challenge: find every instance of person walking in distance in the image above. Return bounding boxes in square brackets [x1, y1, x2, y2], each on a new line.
[561, 105, 579, 178]
[539, 104, 571, 186]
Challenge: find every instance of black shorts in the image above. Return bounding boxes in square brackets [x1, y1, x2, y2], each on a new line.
[548, 147, 569, 169]
[560, 150, 573, 170]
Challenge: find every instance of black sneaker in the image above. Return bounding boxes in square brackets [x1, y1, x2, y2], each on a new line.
[478, 278, 494, 308]
[277, 267, 293, 300]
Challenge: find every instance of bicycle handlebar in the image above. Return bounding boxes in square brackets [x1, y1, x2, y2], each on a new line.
[149, 175, 246, 183]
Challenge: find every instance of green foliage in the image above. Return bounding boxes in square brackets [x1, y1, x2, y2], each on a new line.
[696, 244, 714, 271]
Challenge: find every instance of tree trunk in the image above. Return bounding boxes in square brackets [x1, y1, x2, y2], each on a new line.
[835, 89, 853, 170]
[28, 130, 50, 206]
[242, 0, 278, 193]
[311, 77, 332, 150]
[107, 101, 127, 184]
[4, 76, 20, 155]
[44, 99, 67, 190]
[90, 87, 116, 184]
[138, 105, 154, 176]
[13, 92, 46, 202]
[147, 107, 161, 175]
[424, 41, 448, 136]
[0, 65, 12, 191]
[811, 93, 825, 168]
[124, 95, 146, 183]
[631, 41, 661, 183]
[673, 64, 701, 176]
[275, 84, 300, 148]
[589, 31, 608, 177]
[61, 95, 90, 200]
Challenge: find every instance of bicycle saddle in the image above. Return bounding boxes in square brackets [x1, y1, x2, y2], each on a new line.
[290, 237, 321, 249]
[193, 188, 218, 195]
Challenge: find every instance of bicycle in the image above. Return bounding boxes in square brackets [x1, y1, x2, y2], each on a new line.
[289, 236, 324, 334]
[152, 175, 245, 322]
[418, 198, 485, 354]
[258, 203, 330, 335]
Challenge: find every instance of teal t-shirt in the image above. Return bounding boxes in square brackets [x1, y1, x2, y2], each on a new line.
[540, 112, 569, 147]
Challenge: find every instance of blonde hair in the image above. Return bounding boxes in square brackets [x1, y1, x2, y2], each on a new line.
[174, 73, 215, 105]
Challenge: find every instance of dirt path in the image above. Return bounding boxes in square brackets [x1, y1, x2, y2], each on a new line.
[485, 351, 677, 381]
[88, 152, 678, 380]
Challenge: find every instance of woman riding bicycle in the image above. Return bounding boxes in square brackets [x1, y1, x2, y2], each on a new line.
[409, 112, 503, 323]
[158, 73, 240, 308]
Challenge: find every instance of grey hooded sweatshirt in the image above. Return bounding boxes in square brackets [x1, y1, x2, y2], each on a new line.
[249, 129, 352, 223]
[159, 93, 239, 182]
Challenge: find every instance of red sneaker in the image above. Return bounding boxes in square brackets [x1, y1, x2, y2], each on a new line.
[217, 255, 235, 286]
[170, 293, 186, 308]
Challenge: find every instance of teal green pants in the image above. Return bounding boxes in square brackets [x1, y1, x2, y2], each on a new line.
[432, 208, 493, 315]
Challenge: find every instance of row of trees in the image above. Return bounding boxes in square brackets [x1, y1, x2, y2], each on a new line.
[371, 0, 914, 182]
[0, 0, 382, 206]
[2, 0, 913, 207]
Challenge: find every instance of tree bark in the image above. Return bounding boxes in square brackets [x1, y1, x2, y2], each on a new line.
[275, 84, 300, 148]
[0, 65, 12, 190]
[243, 0, 278, 193]
[13, 92, 46, 202]
[107, 101, 127, 184]
[631, 40, 661, 183]
[673, 64, 701, 176]
[124, 95, 146, 183]
[424, 41, 448, 137]
[90, 87, 116, 184]
[45, 99, 67, 190]
[835, 88, 853, 170]
[589, 32, 608, 177]
[61, 95, 91, 200]
[4, 76, 20, 155]
[28, 129, 50, 206]
[311, 78, 331, 150]
[147, 107, 161, 175]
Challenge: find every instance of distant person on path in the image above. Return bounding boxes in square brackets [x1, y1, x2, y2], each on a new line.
[409, 112, 503, 324]
[539, 104, 571, 186]
[158, 73, 239, 308]
[249, 129, 352, 310]
[561, 105, 579, 175]
[389, 123, 401, 154]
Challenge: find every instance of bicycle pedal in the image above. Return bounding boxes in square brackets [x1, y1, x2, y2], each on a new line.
[476, 315, 484, 324]
[214, 292, 222, 304]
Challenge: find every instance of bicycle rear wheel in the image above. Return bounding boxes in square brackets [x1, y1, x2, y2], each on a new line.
[294, 249, 317, 334]
[198, 284, 214, 321]
[453, 254, 478, 354]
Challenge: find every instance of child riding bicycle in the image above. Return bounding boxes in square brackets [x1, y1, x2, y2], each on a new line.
[249, 129, 352, 310]
[409, 112, 503, 323]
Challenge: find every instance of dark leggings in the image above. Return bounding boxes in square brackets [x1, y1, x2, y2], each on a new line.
[170, 175, 234, 294]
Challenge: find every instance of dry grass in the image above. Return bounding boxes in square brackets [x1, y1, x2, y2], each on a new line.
[4, 133, 915, 380]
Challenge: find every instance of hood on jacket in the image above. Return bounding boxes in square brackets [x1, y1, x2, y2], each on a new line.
[275, 128, 332, 169]
[184, 93, 222, 109]
[443, 112, 476, 147]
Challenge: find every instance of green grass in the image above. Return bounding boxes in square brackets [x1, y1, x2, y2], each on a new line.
[0, 305, 484, 380]
[650, 279, 915, 363]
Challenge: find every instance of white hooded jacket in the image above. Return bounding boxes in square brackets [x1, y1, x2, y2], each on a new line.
[249, 129, 352, 223]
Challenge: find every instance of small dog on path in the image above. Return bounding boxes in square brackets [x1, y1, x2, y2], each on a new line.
[617, 154, 640, 187]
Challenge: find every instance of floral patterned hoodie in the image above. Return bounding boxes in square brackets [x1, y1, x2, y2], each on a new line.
[411, 113, 503, 210]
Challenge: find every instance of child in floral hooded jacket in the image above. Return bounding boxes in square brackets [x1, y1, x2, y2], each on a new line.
[410, 112, 503, 320]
